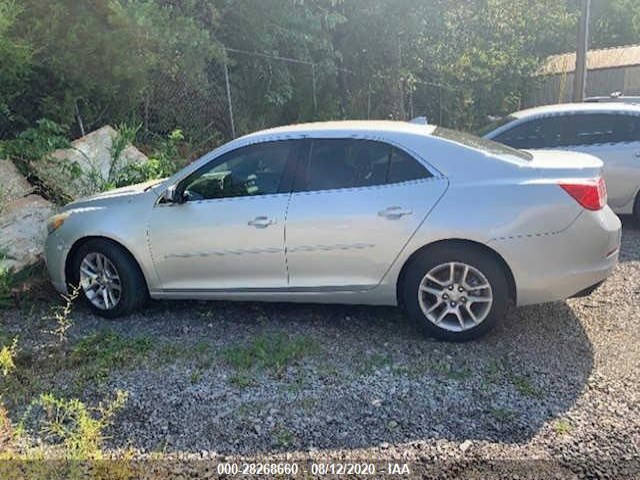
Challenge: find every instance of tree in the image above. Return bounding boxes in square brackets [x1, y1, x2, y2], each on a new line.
[0, 0, 32, 135]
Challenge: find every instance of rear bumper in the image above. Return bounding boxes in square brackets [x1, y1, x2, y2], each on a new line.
[490, 207, 621, 306]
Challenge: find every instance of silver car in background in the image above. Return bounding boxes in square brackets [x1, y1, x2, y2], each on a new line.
[480, 103, 640, 220]
[45, 121, 621, 341]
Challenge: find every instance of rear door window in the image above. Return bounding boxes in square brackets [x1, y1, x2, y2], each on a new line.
[298, 139, 431, 192]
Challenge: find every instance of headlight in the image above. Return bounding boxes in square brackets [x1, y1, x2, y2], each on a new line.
[46, 212, 70, 235]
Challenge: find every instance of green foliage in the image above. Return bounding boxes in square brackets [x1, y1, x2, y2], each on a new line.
[69, 330, 152, 383]
[0, 252, 15, 309]
[49, 287, 81, 343]
[0, 337, 18, 377]
[222, 332, 320, 376]
[0, 0, 638, 149]
[590, 0, 640, 49]
[0, 119, 69, 162]
[114, 129, 188, 186]
[0, 0, 32, 126]
[18, 390, 128, 459]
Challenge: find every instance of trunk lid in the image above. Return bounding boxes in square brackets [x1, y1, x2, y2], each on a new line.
[525, 149, 603, 177]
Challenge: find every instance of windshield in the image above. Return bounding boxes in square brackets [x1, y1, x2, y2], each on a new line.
[474, 115, 517, 137]
[432, 127, 533, 162]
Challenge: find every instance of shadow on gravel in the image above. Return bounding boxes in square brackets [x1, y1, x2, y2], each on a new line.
[619, 215, 640, 263]
[97, 296, 595, 455]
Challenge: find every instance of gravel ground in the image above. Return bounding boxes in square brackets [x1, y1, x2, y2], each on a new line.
[1, 218, 639, 478]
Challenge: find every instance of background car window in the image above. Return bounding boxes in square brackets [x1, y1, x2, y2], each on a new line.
[613, 114, 640, 143]
[564, 113, 640, 145]
[563, 114, 618, 145]
[182, 141, 293, 201]
[494, 116, 566, 149]
[303, 139, 430, 191]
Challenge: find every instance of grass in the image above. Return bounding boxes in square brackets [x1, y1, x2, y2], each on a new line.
[553, 419, 573, 435]
[510, 374, 543, 399]
[484, 360, 544, 399]
[222, 332, 320, 377]
[156, 340, 213, 369]
[69, 330, 152, 384]
[272, 425, 295, 448]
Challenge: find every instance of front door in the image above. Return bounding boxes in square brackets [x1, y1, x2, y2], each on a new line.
[147, 140, 301, 291]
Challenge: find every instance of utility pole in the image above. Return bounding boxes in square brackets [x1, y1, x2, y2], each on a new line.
[573, 0, 591, 102]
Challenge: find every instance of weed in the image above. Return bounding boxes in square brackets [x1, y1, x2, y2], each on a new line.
[18, 389, 128, 459]
[0, 253, 15, 309]
[272, 425, 294, 448]
[0, 337, 18, 377]
[229, 373, 253, 388]
[70, 330, 152, 383]
[222, 332, 320, 377]
[48, 285, 81, 343]
[511, 374, 543, 398]
[553, 419, 573, 435]
[484, 360, 543, 398]
[190, 369, 202, 384]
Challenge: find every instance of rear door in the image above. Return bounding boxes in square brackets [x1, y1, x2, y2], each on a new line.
[285, 138, 447, 290]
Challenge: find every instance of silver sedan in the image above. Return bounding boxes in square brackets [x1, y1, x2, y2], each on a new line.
[45, 121, 621, 341]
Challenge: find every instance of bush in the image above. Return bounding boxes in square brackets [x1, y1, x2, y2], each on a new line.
[114, 128, 188, 187]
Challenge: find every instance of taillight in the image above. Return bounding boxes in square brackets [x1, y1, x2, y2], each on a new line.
[559, 177, 607, 211]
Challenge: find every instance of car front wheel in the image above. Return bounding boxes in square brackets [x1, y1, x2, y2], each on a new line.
[69, 239, 148, 318]
[402, 244, 510, 341]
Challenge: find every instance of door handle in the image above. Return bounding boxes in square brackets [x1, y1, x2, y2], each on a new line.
[635, 151, 640, 158]
[248, 216, 276, 228]
[378, 206, 413, 219]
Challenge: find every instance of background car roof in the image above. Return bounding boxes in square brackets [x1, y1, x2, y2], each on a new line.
[511, 102, 640, 119]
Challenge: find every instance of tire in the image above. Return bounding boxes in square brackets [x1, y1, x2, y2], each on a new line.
[402, 243, 509, 342]
[634, 192, 640, 223]
[69, 239, 148, 318]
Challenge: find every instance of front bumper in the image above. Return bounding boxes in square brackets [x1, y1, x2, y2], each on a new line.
[44, 231, 71, 294]
[490, 207, 621, 306]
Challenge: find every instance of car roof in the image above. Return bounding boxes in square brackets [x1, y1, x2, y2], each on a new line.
[243, 120, 438, 139]
[511, 102, 640, 119]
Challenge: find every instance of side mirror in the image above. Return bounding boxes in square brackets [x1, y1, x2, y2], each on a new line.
[162, 185, 183, 204]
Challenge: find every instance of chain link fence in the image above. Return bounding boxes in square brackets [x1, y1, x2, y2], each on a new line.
[134, 47, 465, 154]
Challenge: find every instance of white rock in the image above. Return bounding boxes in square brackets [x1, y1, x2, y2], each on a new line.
[0, 159, 33, 206]
[37, 125, 148, 200]
[0, 194, 54, 271]
[459, 439, 473, 452]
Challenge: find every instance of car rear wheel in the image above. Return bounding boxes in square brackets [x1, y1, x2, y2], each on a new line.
[634, 191, 640, 223]
[70, 239, 148, 318]
[402, 244, 509, 341]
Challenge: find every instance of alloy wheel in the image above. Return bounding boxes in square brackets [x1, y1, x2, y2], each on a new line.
[418, 261, 493, 332]
[79, 252, 122, 310]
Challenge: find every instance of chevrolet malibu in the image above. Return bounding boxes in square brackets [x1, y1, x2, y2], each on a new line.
[45, 121, 621, 341]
